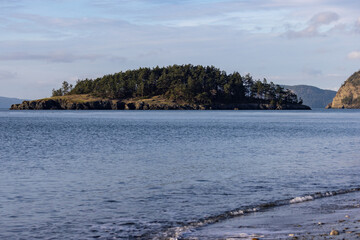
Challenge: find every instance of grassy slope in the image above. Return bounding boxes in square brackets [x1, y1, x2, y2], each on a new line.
[40, 94, 105, 103]
[38, 94, 184, 105]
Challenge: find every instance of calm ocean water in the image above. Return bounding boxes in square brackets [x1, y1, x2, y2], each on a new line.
[1, 109, 360, 239]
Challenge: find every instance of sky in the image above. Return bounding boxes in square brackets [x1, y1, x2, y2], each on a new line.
[0, 0, 359, 99]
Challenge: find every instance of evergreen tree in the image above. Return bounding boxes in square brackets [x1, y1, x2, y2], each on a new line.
[62, 64, 302, 105]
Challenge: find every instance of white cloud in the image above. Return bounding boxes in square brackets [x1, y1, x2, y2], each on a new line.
[0, 0, 359, 98]
[325, 86, 339, 91]
[310, 12, 339, 25]
[347, 51, 360, 59]
[285, 12, 340, 38]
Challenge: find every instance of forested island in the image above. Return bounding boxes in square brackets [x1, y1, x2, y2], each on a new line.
[11, 64, 310, 110]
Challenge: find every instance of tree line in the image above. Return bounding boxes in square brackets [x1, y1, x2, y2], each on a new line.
[52, 64, 302, 105]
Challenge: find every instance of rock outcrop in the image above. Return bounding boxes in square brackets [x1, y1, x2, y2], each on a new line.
[327, 70, 360, 109]
[10, 97, 311, 110]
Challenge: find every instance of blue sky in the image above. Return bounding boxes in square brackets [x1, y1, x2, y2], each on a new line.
[0, 0, 359, 98]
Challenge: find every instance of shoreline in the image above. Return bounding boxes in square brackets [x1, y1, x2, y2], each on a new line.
[10, 97, 311, 111]
[172, 191, 360, 239]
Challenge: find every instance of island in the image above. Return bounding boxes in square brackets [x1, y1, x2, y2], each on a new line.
[327, 70, 360, 109]
[11, 65, 311, 110]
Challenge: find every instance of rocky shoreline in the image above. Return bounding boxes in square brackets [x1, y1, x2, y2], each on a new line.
[10, 98, 311, 110]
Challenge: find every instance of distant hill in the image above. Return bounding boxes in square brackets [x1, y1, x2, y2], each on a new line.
[327, 70, 360, 109]
[0, 96, 25, 109]
[282, 85, 336, 108]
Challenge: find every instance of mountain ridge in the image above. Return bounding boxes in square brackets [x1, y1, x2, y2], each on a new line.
[282, 85, 336, 108]
[0, 96, 25, 109]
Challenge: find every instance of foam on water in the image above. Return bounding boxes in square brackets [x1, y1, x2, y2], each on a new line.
[289, 195, 313, 203]
[152, 187, 360, 239]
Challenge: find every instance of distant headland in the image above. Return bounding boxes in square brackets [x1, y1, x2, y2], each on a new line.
[0, 96, 25, 109]
[282, 85, 336, 108]
[327, 70, 360, 109]
[11, 64, 310, 110]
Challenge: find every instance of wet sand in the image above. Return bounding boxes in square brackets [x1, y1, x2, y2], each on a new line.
[179, 191, 360, 239]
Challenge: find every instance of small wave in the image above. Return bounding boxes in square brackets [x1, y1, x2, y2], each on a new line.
[289, 195, 313, 203]
[151, 187, 360, 240]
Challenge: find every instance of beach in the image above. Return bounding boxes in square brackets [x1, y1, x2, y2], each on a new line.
[179, 191, 360, 239]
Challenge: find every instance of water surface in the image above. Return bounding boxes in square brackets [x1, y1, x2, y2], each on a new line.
[0, 109, 360, 239]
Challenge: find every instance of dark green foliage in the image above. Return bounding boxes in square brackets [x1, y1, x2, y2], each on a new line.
[52, 81, 73, 97]
[52, 88, 63, 97]
[67, 64, 301, 105]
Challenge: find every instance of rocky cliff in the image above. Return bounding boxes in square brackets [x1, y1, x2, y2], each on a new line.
[327, 70, 360, 109]
[10, 95, 311, 110]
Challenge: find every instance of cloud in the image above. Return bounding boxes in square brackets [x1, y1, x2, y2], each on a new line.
[6, 13, 131, 31]
[355, 17, 360, 33]
[309, 11, 339, 25]
[0, 0, 359, 99]
[347, 51, 360, 59]
[285, 12, 340, 38]
[302, 67, 322, 76]
[326, 73, 345, 78]
[0, 70, 17, 80]
[0, 0, 23, 11]
[0, 52, 103, 63]
[325, 86, 339, 91]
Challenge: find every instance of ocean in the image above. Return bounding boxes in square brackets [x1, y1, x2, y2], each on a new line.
[1, 109, 360, 239]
